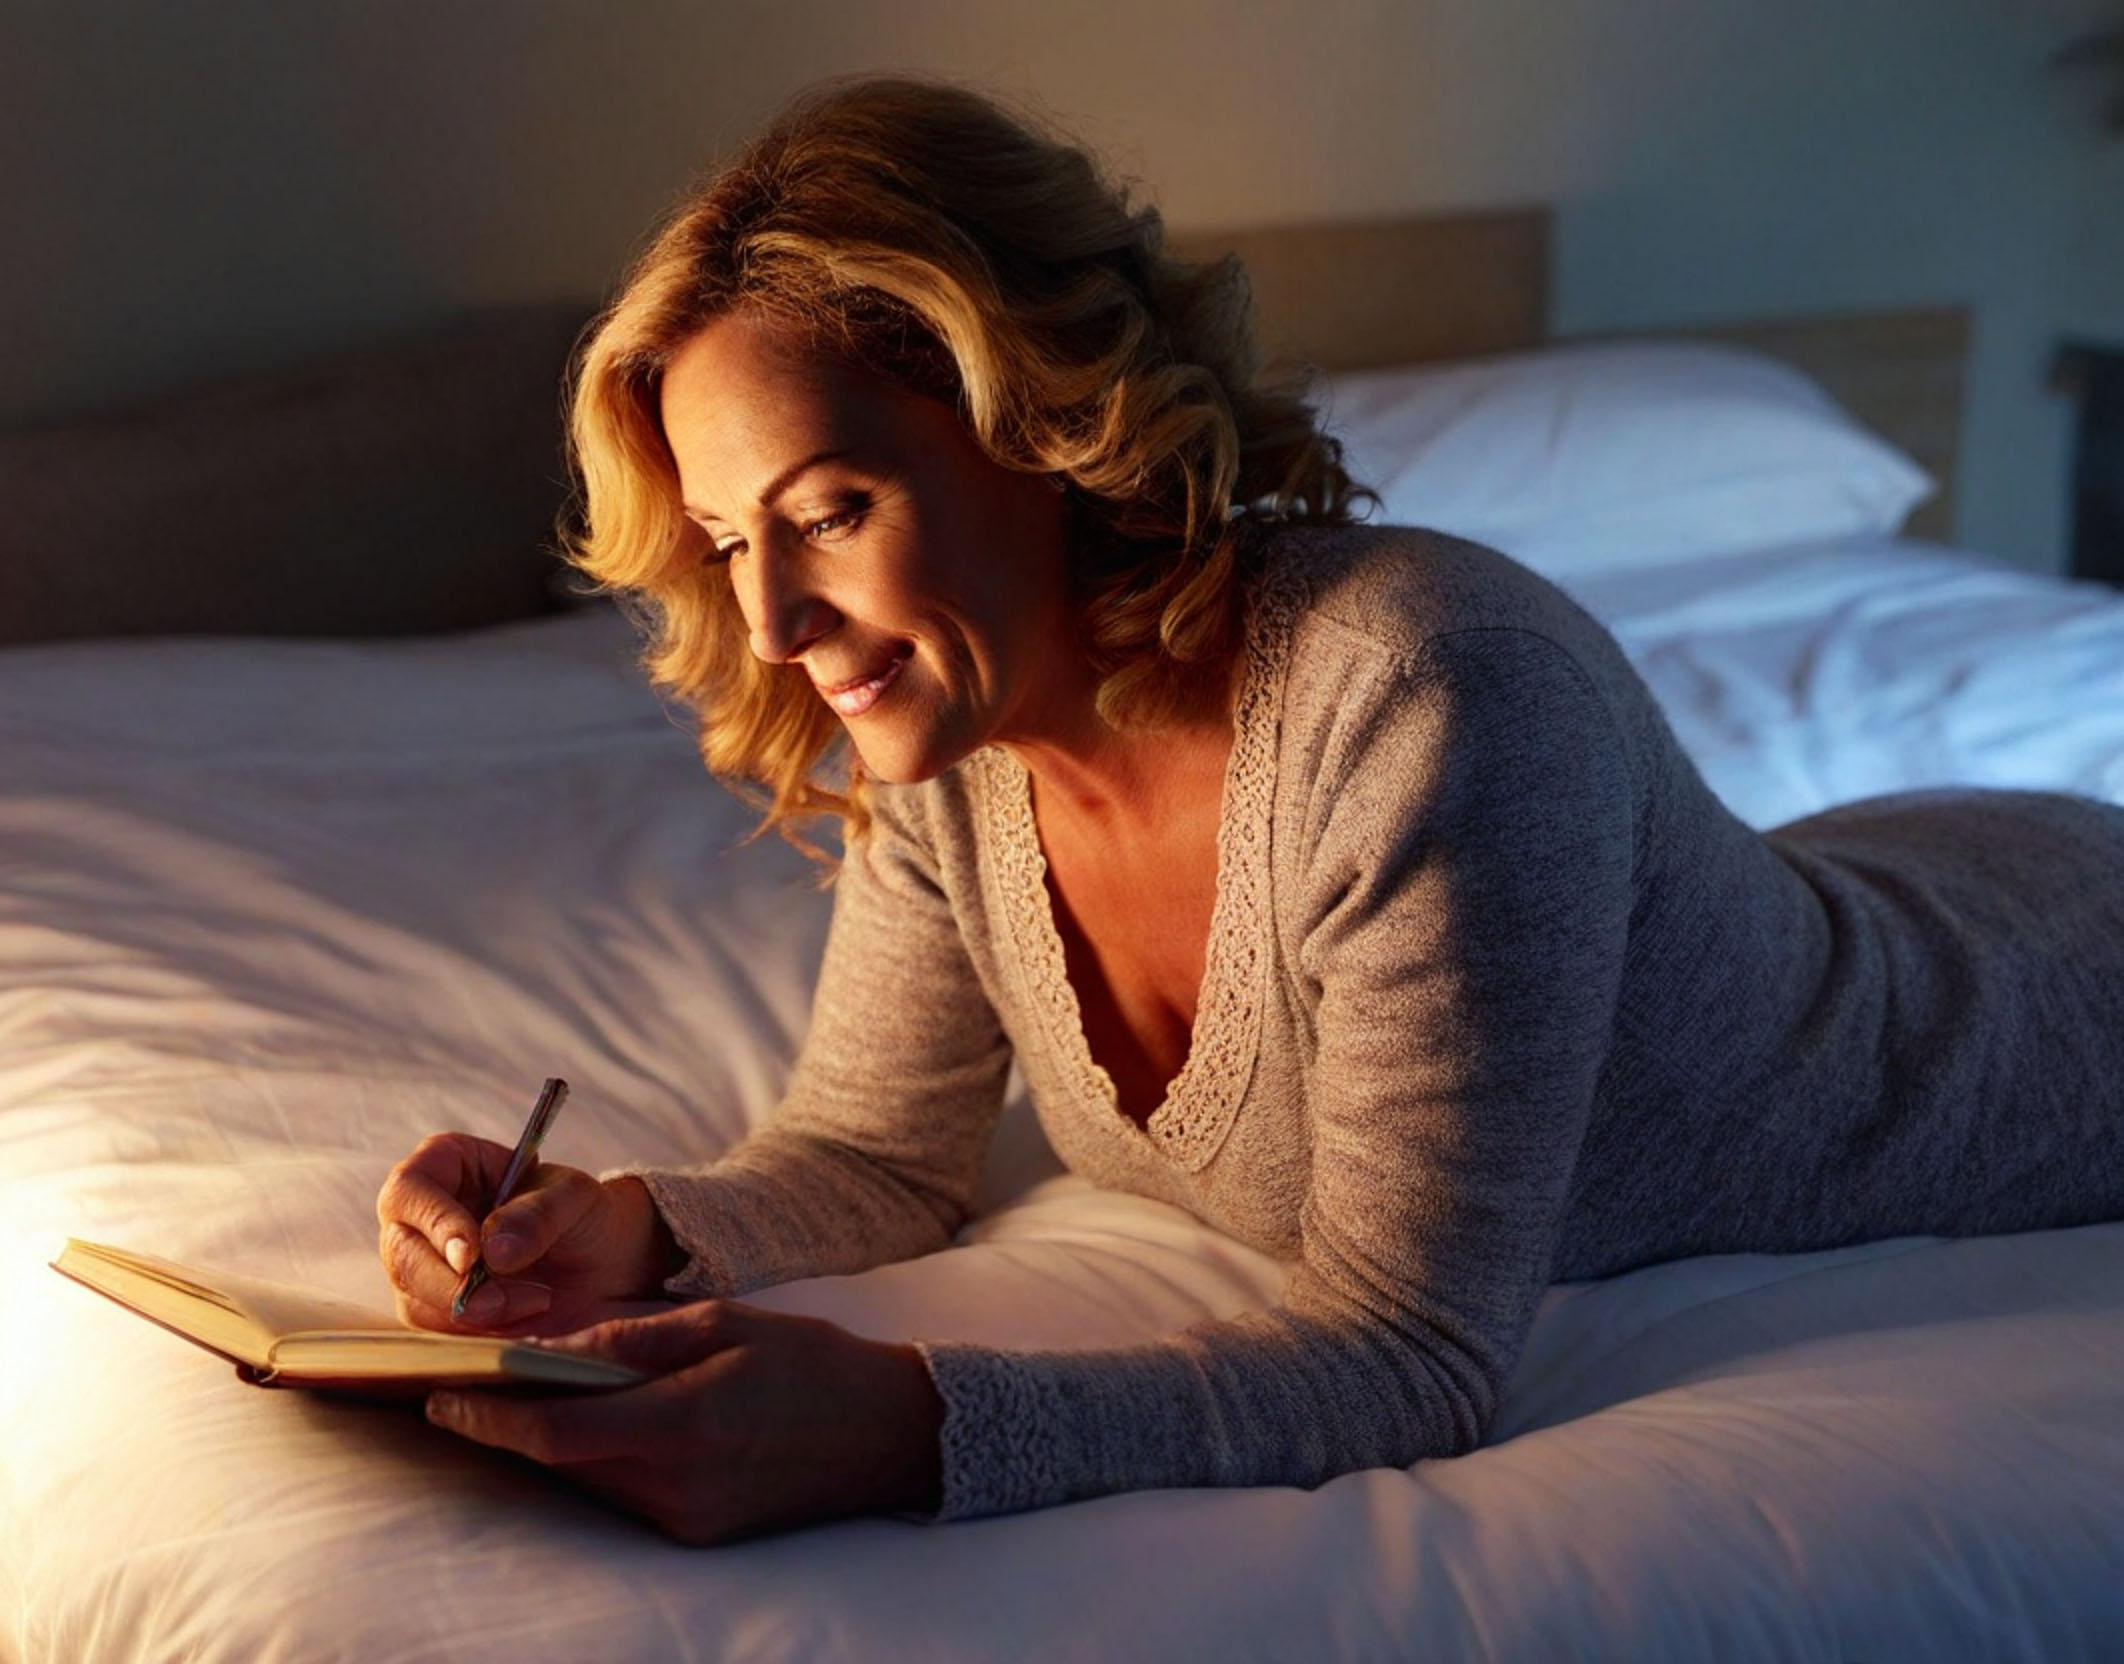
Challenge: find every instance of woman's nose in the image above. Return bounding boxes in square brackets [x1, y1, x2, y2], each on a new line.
[734, 548, 838, 664]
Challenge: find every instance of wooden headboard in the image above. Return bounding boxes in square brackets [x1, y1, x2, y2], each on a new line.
[1171, 209, 1968, 544]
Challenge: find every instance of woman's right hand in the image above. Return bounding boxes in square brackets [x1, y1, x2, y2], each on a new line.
[376, 1132, 678, 1337]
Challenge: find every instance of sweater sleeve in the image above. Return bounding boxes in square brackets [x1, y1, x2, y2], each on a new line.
[913, 629, 1638, 1518]
[617, 782, 1014, 1299]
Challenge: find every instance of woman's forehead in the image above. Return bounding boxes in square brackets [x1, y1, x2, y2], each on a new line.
[661, 315, 900, 516]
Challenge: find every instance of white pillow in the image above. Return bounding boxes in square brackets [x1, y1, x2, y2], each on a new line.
[1317, 340, 1935, 576]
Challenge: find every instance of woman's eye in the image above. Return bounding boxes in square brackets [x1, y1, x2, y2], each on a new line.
[804, 502, 866, 541]
[694, 496, 863, 567]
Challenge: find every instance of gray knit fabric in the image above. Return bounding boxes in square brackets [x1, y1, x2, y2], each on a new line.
[628, 525, 2124, 1521]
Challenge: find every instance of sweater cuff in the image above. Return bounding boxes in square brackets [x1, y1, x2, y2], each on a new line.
[910, 1339, 1077, 1520]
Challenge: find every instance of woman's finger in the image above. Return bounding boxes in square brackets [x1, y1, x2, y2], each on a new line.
[377, 1132, 512, 1273]
[541, 1299, 751, 1375]
[377, 1163, 478, 1275]
[480, 1162, 604, 1275]
[396, 1276, 556, 1336]
[427, 1376, 679, 1467]
[378, 1218, 463, 1311]
[409, 1283, 552, 1334]
[381, 1210, 556, 1331]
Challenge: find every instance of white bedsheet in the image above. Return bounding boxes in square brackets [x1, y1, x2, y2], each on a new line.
[4, 535, 2122, 1663]
[1564, 534, 2124, 824]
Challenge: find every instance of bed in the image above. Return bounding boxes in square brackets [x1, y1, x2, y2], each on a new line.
[5, 210, 2122, 1663]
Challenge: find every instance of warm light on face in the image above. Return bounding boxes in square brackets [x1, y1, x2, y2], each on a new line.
[657, 312, 1093, 785]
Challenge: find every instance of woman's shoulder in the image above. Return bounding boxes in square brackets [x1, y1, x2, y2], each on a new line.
[1243, 521, 1660, 811]
[1251, 520, 1607, 669]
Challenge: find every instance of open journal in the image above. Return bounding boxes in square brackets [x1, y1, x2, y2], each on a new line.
[52, 1238, 644, 1394]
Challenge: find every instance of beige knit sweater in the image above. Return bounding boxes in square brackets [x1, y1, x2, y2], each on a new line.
[628, 525, 2124, 1520]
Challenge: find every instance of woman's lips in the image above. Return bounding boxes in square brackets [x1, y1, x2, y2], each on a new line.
[817, 646, 911, 718]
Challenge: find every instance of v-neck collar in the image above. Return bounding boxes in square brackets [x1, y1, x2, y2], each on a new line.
[973, 555, 1302, 1173]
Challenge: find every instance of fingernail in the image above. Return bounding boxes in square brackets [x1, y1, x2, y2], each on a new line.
[427, 1394, 460, 1425]
[443, 1237, 473, 1275]
[463, 1285, 503, 1321]
[485, 1232, 527, 1271]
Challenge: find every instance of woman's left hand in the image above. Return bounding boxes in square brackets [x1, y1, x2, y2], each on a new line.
[424, 1301, 945, 1544]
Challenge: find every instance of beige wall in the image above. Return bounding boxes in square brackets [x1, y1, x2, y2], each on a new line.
[4, 0, 2117, 572]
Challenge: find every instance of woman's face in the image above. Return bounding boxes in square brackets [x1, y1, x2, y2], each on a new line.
[659, 310, 1087, 785]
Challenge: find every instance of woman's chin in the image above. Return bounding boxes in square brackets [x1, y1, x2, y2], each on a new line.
[846, 722, 975, 788]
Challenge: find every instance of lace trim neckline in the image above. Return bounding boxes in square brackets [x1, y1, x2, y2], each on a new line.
[975, 559, 1304, 1172]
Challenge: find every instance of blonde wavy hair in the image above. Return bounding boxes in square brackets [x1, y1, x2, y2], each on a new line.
[566, 75, 1366, 852]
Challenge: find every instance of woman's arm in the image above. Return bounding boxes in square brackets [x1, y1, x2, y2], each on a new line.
[616, 779, 1015, 1299]
[915, 629, 1640, 1515]
[380, 779, 1008, 1334]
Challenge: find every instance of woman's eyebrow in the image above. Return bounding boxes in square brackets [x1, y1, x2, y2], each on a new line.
[683, 447, 856, 523]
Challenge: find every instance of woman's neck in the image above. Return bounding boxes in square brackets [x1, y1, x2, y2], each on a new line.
[1001, 671, 1239, 835]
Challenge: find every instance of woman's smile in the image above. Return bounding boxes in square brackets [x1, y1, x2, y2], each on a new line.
[813, 644, 913, 718]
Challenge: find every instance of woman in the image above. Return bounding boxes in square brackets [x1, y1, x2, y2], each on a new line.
[376, 76, 2124, 1545]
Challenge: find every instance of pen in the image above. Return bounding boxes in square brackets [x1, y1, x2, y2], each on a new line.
[451, 1077, 570, 1320]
